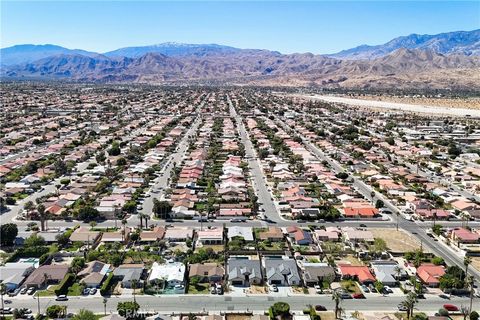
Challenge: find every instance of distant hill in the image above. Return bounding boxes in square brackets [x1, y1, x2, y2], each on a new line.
[104, 42, 244, 58]
[329, 29, 480, 60]
[0, 44, 98, 66]
[2, 29, 480, 89]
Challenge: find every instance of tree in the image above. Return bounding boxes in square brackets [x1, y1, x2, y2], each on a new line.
[470, 311, 479, 320]
[375, 200, 384, 209]
[131, 279, 138, 304]
[270, 302, 290, 317]
[117, 301, 139, 317]
[46, 305, 65, 318]
[24, 234, 46, 247]
[400, 292, 417, 319]
[464, 256, 472, 279]
[108, 142, 121, 156]
[0, 283, 5, 312]
[153, 199, 172, 219]
[374, 281, 384, 295]
[37, 203, 47, 231]
[0, 223, 18, 246]
[332, 289, 343, 319]
[56, 232, 70, 246]
[54, 158, 68, 176]
[72, 309, 96, 320]
[77, 206, 100, 221]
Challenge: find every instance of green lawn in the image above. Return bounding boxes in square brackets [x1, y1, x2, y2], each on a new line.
[340, 280, 361, 294]
[67, 283, 85, 296]
[188, 283, 210, 294]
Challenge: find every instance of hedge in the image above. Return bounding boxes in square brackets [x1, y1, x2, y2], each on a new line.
[54, 273, 75, 296]
[100, 272, 114, 296]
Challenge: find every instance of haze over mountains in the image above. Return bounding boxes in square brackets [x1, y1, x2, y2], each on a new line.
[1, 29, 479, 89]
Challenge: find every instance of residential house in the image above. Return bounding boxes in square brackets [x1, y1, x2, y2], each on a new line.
[227, 257, 262, 286]
[24, 265, 69, 288]
[416, 264, 445, 287]
[78, 260, 111, 288]
[371, 261, 406, 286]
[139, 226, 165, 243]
[302, 263, 336, 287]
[0, 262, 36, 291]
[227, 226, 254, 242]
[337, 264, 376, 284]
[257, 227, 284, 242]
[113, 264, 144, 288]
[148, 262, 185, 292]
[188, 263, 225, 283]
[264, 258, 301, 286]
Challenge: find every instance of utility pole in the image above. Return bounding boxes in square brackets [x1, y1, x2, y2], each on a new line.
[36, 290, 41, 316]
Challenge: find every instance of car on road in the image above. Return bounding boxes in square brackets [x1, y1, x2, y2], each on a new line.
[297, 219, 307, 223]
[443, 304, 459, 312]
[55, 295, 68, 301]
[230, 218, 246, 223]
[315, 305, 327, 311]
[359, 224, 367, 228]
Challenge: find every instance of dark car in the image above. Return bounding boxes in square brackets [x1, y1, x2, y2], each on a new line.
[359, 223, 367, 228]
[315, 305, 327, 311]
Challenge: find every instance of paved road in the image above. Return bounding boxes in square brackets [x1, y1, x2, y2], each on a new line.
[138, 109, 204, 223]
[228, 95, 281, 224]
[9, 293, 478, 314]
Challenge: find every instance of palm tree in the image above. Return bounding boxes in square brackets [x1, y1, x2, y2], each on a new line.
[400, 292, 417, 319]
[332, 288, 343, 319]
[103, 297, 108, 316]
[394, 266, 402, 282]
[131, 279, 138, 304]
[0, 283, 6, 312]
[467, 275, 474, 314]
[464, 256, 472, 279]
[138, 213, 144, 229]
[121, 219, 127, 242]
[144, 215, 149, 229]
[37, 204, 46, 231]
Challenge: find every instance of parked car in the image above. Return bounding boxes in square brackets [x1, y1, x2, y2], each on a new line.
[352, 293, 365, 299]
[55, 295, 68, 301]
[20, 287, 28, 295]
[269, 284, 278, 292]
[443, 304, 459, 312]
[383, 286, 393, 294]
[398, 304, 408, 311]
[8, 288, 21, 297]
[82, 288, 90, 295]
[210, 287, 216, 294]
[0, 308, 13, 314]
[26, 288, 36, 295]
[361, 285, 370, 293]
[89, 288, 97, 295]
[315, 305, 327, 311]
[314, 284, 322, 293]
[340, 293, 352, 299]
[216, 287, 223, 295]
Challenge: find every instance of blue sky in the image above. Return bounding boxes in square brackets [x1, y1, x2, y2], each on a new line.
[1, 1, 479, 54]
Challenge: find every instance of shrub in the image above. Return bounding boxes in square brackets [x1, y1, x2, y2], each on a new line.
[46, 305, 65, 318]
[54, 273, 75, 296]
[100, 272, 114, 296]
[471, 311, 479, 320]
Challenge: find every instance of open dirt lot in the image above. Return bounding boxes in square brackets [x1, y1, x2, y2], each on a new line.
[370, 228, 423, 253]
